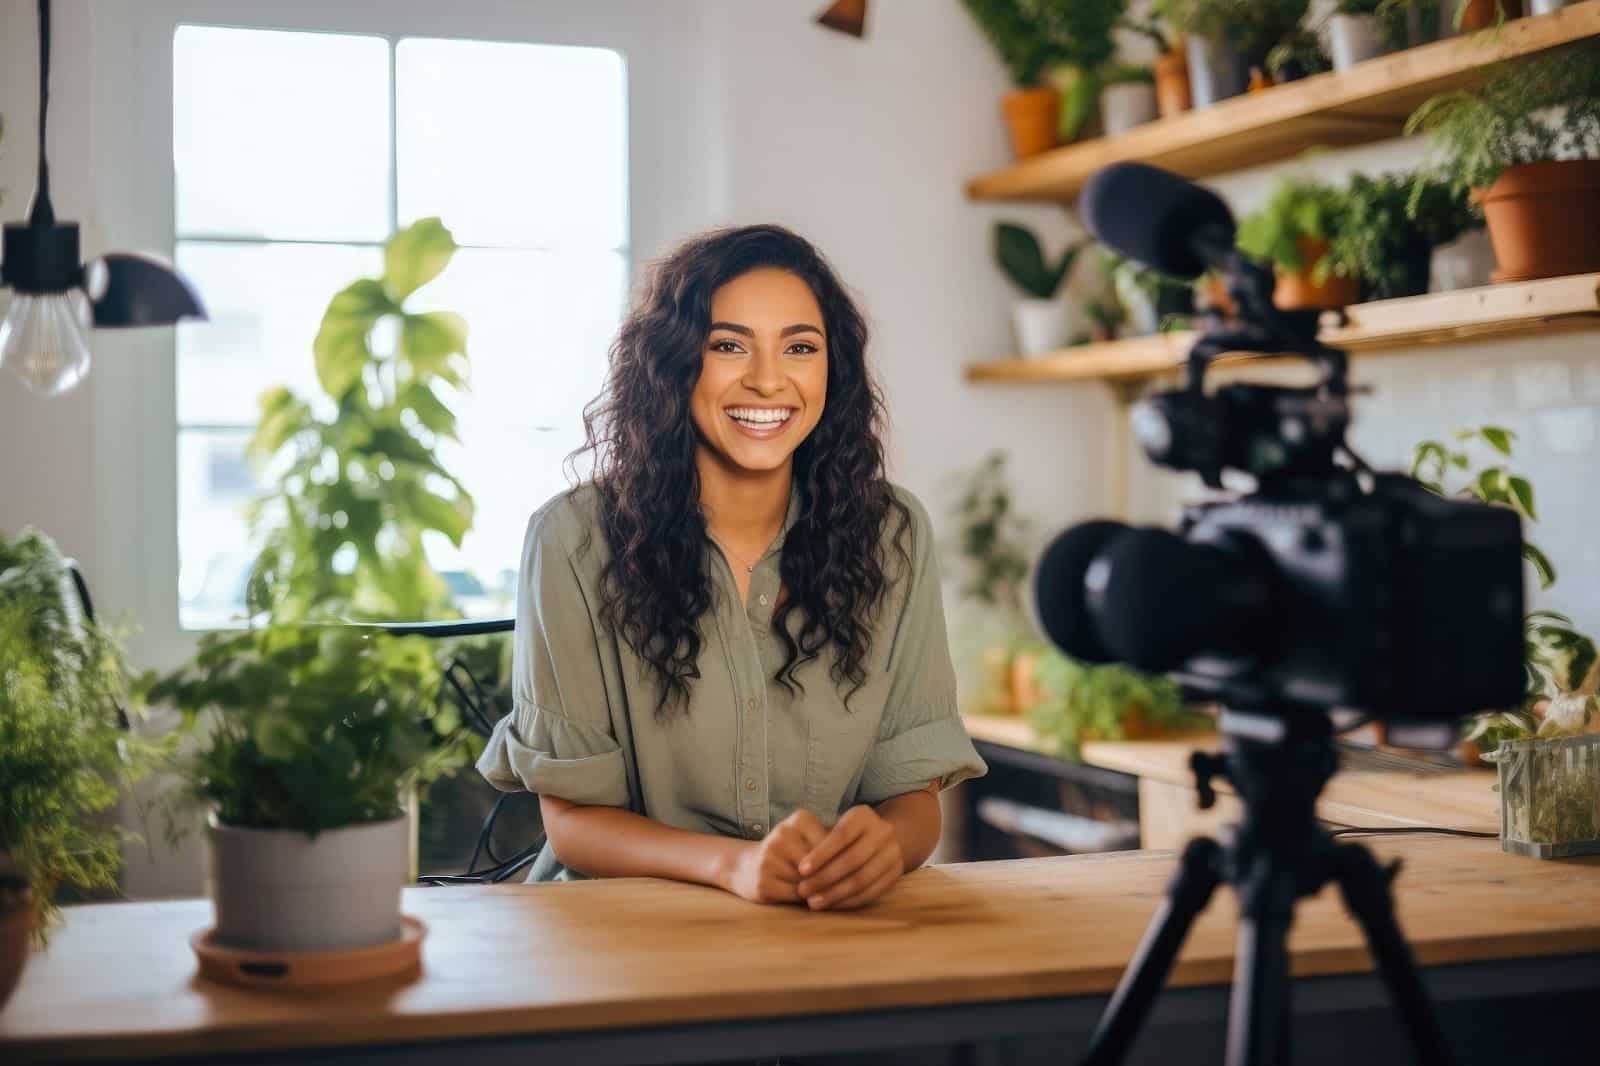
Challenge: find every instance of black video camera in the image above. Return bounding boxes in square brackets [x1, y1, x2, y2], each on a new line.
[1032, 163, 1525, 721]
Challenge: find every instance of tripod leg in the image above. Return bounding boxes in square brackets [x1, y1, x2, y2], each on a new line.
[1331, 843, 1455, 1066]
[1081, 837, 1224, 1066]
[1226, 904, 1294, 1066]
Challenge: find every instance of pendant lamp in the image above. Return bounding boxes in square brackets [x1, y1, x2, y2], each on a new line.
[0, 0, 205, 397]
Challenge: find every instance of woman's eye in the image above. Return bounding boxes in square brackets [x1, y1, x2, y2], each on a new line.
[787, 343, 819, 356]
[709, 340, 744, 354]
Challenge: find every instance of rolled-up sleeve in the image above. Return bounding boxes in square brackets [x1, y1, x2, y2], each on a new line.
[856, 492, 988, 806]
[475, 504, 630, 809]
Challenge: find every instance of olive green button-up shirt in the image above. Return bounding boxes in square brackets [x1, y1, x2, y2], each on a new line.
[475, 482, 987, 883]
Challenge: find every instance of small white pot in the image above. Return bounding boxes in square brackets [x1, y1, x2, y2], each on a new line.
[1100, 83, 1158, 137]
[207, 814, 409, 952]
[1329, 14, 1385, 71]
[1528, 0, 1575, 14]
[1010, 297, 1075, 357]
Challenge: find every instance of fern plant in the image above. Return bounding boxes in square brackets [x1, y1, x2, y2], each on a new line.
[1406, 46, 1600, 201]
[1324, 171, 1481, 297]
[0, 529, 161, 942]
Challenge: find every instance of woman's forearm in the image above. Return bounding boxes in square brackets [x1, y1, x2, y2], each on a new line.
[874, 784, 943, 872]
[539, 795, 749, 889]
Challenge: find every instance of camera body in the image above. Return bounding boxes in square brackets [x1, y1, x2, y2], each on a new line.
[1150, 474, 1525, 718]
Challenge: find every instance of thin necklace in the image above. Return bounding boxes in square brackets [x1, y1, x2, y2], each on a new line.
[707, 529, 769, 574]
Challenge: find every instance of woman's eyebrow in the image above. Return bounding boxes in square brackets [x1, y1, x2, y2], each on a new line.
[708, 321, 823, 338]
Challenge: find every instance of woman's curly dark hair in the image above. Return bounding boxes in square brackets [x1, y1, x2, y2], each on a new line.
[571, 224, 910, 718]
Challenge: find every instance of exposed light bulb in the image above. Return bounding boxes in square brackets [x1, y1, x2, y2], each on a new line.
[0, 289, 93, 396]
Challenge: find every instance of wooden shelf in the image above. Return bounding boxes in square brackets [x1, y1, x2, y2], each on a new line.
[966, 273, 1600, 386]
[965, 1, 1600, 204]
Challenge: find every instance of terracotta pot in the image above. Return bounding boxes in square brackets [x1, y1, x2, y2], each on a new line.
[1273, 237, 1361, 309]
[1458, 0, 1522, 31]
[0, 884, 33, 1013]
[1154, 48, 1191, 118]
[1476, 159, 1600, 282]
[1010, 651, 1042, 713]
[1001, 87, 1058, 160]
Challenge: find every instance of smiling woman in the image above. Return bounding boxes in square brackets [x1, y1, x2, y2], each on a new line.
[475, 225, 986, 910]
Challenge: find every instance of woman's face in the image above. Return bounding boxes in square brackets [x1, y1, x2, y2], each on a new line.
[690, 267, 829, 477]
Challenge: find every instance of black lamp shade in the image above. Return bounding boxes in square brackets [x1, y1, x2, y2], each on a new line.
[87, 252, 206, 327]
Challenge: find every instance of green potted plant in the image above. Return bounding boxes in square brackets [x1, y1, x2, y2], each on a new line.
[0, 529, 158, 1008]
[995, 221, 1086, 356]
[1324, 171, 1481, 299]
[1158, 0, 1309, 106]
[962, 0, 1062, 158]
[1235, 175, 1360, 309]
[1099, 64, 1158, 137]
[1121, 7, 1192, 117]
[1406, 46, 1600, 281]
[944, 452, 1035, 716]
[1264, 26, 1331, 82]
[1021, 645, 1212, 760]
[142, 623, 465, 952]
[1454, 0, 1520, 33]
[245, 217, 476, 624]
[1030, 0, 1125, 143]
[1328, 0, 1389, 69]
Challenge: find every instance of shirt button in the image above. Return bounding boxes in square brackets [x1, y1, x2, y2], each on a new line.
[751, 823, 764, 836]
[758, 594, 769, 606]
[745, 778, 756, 791]
[747, 697, 759, 711]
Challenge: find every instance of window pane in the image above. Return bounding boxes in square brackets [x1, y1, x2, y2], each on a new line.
[396, 38, 627, 249]
[178, 428, 260, 630]
[174, 26, 390, 241]
[176, 242, 382, 426]
[412, 247, 626, 611]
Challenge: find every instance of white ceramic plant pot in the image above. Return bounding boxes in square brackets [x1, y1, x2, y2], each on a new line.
[207, 814, 409, 952]
[1010, 297, 1075, 357]
[1329, 14, 1384, 71]
[1100, 83, 1158, 137]
[1528, 0, 1574, 14]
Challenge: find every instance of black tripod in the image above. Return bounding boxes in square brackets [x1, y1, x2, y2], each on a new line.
[1080, 710, 1455, 1066]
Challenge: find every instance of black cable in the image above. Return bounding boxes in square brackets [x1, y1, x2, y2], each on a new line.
[33, 0, 54, 225]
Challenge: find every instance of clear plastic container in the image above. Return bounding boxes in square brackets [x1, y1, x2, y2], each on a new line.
[1483, 733, 1600, 858]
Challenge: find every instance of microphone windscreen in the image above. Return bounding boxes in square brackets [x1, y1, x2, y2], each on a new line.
[1080, 163, 1235, 279]
[1032, 521, 1128, 664]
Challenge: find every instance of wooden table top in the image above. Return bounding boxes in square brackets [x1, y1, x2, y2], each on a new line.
[962, 715, 1501, 833]
[5, 836, 1598, 1063]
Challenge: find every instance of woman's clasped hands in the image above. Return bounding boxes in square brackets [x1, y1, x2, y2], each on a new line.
[728, 806, 905, 911]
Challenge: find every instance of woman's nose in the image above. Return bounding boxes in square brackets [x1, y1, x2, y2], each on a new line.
[742, 346, 784, 394]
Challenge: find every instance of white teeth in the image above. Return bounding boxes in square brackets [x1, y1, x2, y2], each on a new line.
[726, 407, 793, 426]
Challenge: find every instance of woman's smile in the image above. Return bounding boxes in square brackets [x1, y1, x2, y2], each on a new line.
[725, 404, 798, 438]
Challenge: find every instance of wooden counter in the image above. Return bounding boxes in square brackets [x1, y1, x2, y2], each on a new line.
[4, 837, 1597, 1064]
[961, 714, 1501, 848]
